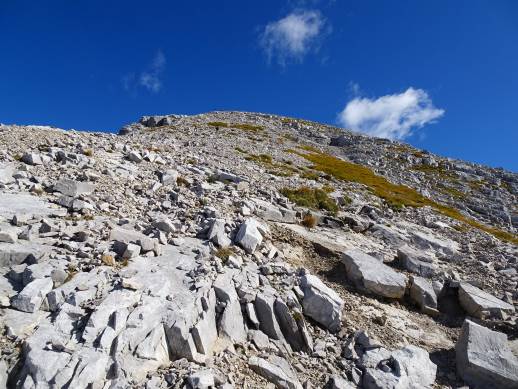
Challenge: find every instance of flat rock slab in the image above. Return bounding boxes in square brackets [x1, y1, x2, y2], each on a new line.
[0, 193, 67, 220]
[0, 242, 53, 267]
[342, 249, 408, 299]
[456, 319, 518, 388]
[249, 355, 303, 389]
[53, 179, 95, 197]
[458, 282, 515, 319]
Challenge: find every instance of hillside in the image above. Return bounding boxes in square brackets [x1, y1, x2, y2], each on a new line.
[0, 111, 517, 388]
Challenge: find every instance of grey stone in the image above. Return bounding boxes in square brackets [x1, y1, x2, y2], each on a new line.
[160, 169, 178, 185]
[342, 249, 408, 299]
[235, 218, 264, 253]
[255, 291, 286, 342]
[53, 178, 95, 197]
[0, 224, 18, 243]
[191, 289, 218, 355]
[327, 375, 356, 389]
[409, 276, 439, 316]
[274, 298, 311, 352]
[397, 245, 436, 277]
[248, 355, 303, 389]
[207, 219, 231, 248]
[0, 193, 67, 220]
[128, 150, 143, 162]
[122, 242, 141, 259]
[300, 274, 344, 333]
[11, 277, 53, 313]
[110, 226, 161, 255]
[0, 163, 15, 184]
[361, 345, 437, 389]
[456, 319, 518, 389]
[187, 369, 215, 389]
[458, 282, 515, 319]
[21, 152, 43, 165]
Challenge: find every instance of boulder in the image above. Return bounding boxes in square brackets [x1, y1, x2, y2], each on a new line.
[213, 271, 247, 344]
[361, 345, 437, 389]
[207, 219, 231, 248]
[21, 152, 43, 165]
[456, 319, 518, 388]
[187, 369, 215, 389]
[0, 163, 15, 184]
[397, 244, 436, 277]
[53, 179, 95, 197]
[458, 282, 515, 319]
[160, 169, 178, 185]
[255, 291, 286, 341]
[299, 274, 344, 333]
[248, 355, 303, 389]
[235, 218, 264, 253]
[342, 249, 408, 299]
[274, 298, 311, 352]
[409, 276, 439, 316]
[11, 277, 53, 313]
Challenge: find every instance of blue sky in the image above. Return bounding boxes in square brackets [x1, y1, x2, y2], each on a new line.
[1, 1, 517, 171]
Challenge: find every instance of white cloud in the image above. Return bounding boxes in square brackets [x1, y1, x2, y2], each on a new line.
[338, 87, 444, 140]
[260, 10, 326, 65]
[122, 50, 166, 94]
[139, 50, 166, 93]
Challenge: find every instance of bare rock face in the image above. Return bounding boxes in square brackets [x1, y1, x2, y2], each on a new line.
[456, 319, 518, 389]
[341, 249, 408, 299]
[0, 112, 516, 388]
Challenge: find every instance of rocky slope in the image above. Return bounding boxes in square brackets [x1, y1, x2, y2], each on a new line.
[0, 111, 517, 389]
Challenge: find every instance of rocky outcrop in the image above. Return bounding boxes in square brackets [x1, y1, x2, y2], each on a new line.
[0, 112, 516, 388]
[456, 319, 518, 388]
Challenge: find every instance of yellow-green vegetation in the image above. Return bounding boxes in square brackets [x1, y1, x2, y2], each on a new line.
[438, 185, 467, 200]
[207, 121, 264, 133]
[301, 170, 320, 180]
[215, 247, 234, 261]
[176, 176, 190, 187]
[83, 148, 94, 157]
[245, 154, 272, 164]
[207, 121, 228, 128]
[294, 148, 518, 244]
[235, 147, 246, 154]
[411, 163, 457, 181]
[281, 186, 338, 215]
[245, 153, 298, 177]
[301, 213, 318, 228]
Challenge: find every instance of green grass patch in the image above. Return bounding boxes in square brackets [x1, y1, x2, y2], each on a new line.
[294, 149, 518, 245]
[281, 186, 338, 215]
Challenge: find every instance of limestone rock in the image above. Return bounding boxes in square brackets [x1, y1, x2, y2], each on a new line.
[409, 276, 439, 316]
[11, 277, 53, 313]
[342, 249, 408, 299]
[235, 218, 264, 253]
[456, 319, 518, 388]
[300, 274, 344, 333]
[248, 355, 303, 389]
[53, 178, 95, 197]
[458, 282, 515, 319]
